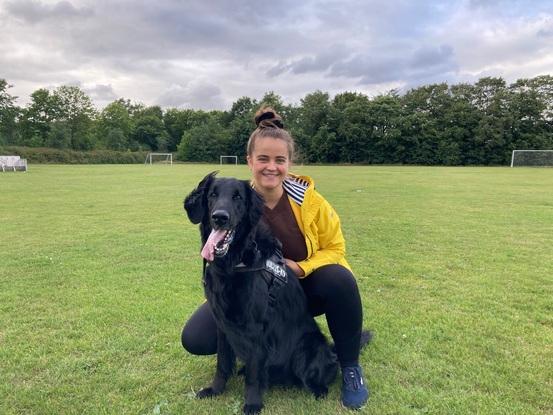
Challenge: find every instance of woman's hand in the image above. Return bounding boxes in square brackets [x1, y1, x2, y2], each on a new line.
[284, 258, 305, 277]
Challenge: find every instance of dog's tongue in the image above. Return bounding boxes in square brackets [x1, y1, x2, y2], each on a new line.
[201, 229, 227, 261]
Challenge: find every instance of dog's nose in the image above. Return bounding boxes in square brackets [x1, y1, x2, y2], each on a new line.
[211, 210, 230, 226]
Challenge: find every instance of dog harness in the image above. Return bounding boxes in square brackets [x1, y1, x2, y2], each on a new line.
[233, 248, 288, 306]
[202, 246, 288, 307]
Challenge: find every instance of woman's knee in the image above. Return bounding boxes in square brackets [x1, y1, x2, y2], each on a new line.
[181, 323, 200, 354]
[180, 303, 217, 355]
[313, 264, 360, 297]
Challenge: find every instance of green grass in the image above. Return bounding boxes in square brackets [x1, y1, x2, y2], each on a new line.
[1, 164, 552, 415]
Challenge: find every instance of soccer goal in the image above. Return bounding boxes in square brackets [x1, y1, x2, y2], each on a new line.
[0, 155, 27, 172]
[220, 155, 238, 165]
[145, 153, 173, 166]
[510, 150, 553, 167]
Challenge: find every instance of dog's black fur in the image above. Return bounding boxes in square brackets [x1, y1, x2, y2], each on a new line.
[184, 172, 338, 414]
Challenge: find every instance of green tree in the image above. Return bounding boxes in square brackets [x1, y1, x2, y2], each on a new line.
[47, 122, 71, 149]
[177, 118, 230, 162]
[224, 97, 258, 160]
[298, 91, 331, 162]
[367, 93, 403, 164]
[18, 88, 58, 147]
[131, 106, 169, 151]
[333, 93, 373, 163]
[51, 85, 97, 150]
[325, 92, 366, 162]
[400, 83, 454, 165]
[310, 124, 339, 162]
[163, 108, 212, 152]
[527, 75, 553, 121]
[0, 79, 19, 145]
[259, 91, 286, 114]
[472, 77, 513, 164]
[448, 83, 482, 165]
[258, 92, 299, 140]
[509, 76, 553, 152]
[300, 91, 331, 138]
[96, 100, 133, 150]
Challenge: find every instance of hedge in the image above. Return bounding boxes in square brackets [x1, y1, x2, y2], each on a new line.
[0, 146, 151, 164]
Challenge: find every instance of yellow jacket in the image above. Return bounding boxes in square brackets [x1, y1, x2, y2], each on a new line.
[283, 173, 352, 278]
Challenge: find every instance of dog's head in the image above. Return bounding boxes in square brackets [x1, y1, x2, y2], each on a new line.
[184, 172, 264, 261]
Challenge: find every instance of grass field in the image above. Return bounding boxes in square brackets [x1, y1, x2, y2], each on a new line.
[1, 164, 552, 415]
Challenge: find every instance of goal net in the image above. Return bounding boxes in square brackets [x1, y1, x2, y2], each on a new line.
[145, 153, 173, 165]
[220, 155, 238, 165]
[510, 150, 553, 167]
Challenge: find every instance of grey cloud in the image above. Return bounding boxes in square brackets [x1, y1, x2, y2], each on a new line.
[329, 44, 458, 86]
[5, 0, 93, 23]
[331, 54, 404, 84]
[267, 46, 351, 77]
[84, 84, 118, 102]
[537, 28, 553, 37]
[405, 45, 459, 82]
[22, 0, 313, 66]
[1, 0, 551, 109]
[537, 19, 553, 37]
[187, 84, 225, 110]
[267, 62, 291, 77]
[156, 85, 189, 108]
[411, 45, 454, 69]
[291, 57, 322, 74]
[292, 47, 350, 74]
[468, 0, 501, 9]
[468, 0, 553, 18]
[156, 82, 225, 110]
[315, 0, 452, 40]
[401, 45, 460, 87]
[268, 42, 456, 86]
[0, 46, 86, 86]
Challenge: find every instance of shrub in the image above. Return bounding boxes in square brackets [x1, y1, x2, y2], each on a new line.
[0, 146, 150, 164]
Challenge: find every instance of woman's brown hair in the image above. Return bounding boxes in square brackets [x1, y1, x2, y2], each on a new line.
[247, 107, 295, 160]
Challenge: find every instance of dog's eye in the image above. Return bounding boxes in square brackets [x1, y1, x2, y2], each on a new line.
[233, 193, 242, 200]
[209, 191, 217, 198]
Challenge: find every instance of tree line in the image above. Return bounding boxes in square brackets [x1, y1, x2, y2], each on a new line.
[1, 76, 552, 165]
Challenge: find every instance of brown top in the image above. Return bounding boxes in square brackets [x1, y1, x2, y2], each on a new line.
[263, 192, 308, 262]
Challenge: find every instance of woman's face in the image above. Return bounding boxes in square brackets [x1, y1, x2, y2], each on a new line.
[247, 137, 290, 193]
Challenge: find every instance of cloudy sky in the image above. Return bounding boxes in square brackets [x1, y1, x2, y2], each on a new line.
[1, 0, 553, 110]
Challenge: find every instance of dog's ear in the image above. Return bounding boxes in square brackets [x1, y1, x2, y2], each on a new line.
[184, 171, 218, 224]
[244, 181, 264, 227]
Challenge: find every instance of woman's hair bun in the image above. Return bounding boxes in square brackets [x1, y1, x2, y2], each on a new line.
[254, 107, 284, 129]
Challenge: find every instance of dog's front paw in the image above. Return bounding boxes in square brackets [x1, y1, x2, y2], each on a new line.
[309, 385, 328, 399]
[196, 386, 221, 399]
[243, 403, 263, 414]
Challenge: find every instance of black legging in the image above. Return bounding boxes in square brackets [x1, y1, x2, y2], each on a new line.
[181, 264, 363, 368]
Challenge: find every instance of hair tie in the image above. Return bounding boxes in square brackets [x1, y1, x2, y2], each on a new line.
[255, 111, 284, 129]
[255, 111, 275, 126]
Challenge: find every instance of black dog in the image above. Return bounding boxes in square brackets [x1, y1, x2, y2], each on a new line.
[184, 172, 338, 414]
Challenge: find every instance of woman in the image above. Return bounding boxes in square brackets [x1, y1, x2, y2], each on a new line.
[181, 107, 369, 409]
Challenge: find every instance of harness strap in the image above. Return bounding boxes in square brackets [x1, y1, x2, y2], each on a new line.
[233, 248, 288, 307]
[203, 246, 288, 307]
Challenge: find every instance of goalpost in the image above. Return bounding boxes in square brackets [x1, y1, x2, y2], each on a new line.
[510, 150, 553, 167]
[145, 153, 173, 166]
[220, 155, 238, 165]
